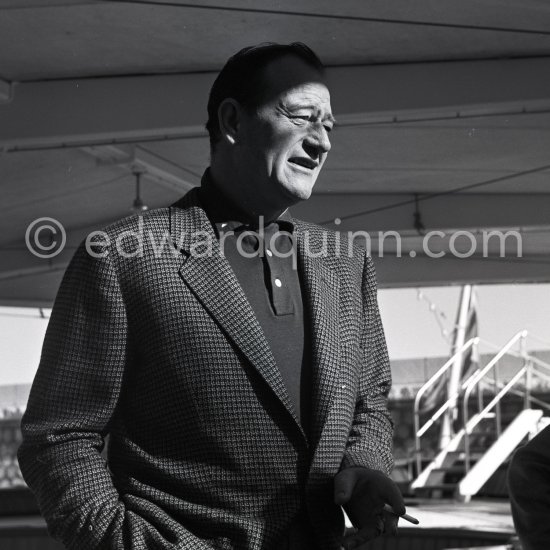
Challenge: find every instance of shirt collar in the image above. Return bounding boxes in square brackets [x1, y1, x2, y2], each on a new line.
[198, 169, 294, 233]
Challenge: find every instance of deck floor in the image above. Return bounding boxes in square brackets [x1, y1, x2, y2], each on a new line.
[400, 498, 515, 534]
[343, 498, 516, 536]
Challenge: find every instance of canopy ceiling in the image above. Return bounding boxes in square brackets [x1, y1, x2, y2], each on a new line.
[1, 0, 550, 305]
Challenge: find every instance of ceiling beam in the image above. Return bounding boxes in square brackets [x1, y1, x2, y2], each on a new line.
[0, 1, 93, 8]
[82, 144, 197, 193]
[374, 254, 550, 287]
[294, 193, 550, 232]
[327, 57, 550, 122]
[1, 57, 550, 151]
[0, 245, 548, 308]
[1, 202, 549, 308]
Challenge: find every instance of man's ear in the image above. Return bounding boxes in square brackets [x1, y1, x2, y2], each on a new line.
[217, 98, 242, 145]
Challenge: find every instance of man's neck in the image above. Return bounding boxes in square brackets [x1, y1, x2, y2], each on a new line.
[207, 165, 288, 224]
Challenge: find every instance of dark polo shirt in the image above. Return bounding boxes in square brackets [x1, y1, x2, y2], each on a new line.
[198, 170, 312, 437]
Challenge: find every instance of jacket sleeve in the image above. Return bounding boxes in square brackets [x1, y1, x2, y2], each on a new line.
[17, 240, 211, 550]
[340, 251, 394, 475]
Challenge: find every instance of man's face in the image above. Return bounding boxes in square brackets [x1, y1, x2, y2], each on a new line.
[234, 55, 334, 210]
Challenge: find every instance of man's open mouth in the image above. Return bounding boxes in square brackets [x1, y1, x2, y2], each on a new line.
[288, 157, 318, 170]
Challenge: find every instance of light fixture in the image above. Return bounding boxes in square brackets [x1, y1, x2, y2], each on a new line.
[131, 168, 148, 213]
[0, 79, 13, 103]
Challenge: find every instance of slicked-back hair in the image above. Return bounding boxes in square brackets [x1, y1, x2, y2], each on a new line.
[206, 42, 325, 153]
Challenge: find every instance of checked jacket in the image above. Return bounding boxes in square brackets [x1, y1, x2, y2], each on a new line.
[18, 187, 394, 550]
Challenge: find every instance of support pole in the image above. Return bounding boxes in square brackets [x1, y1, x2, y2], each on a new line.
[440, 285, 472, 449]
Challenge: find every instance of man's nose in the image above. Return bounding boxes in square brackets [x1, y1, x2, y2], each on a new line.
[305, 124, 331, 155]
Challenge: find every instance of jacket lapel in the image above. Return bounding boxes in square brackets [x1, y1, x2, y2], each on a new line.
[294, 221, 341, 449]
[170, 189, 304, 437]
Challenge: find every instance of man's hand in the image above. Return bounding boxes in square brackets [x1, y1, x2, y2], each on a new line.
[333, 467, 405, 550]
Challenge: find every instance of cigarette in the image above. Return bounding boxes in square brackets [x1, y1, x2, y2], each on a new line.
[383, 504, 420, 525]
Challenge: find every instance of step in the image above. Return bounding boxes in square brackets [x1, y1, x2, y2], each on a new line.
[414, 483, 458, 498]
[432, 466, 467, 475]
[421, 483, 457, 493]
[458, 408, 543, 498]
[411, 430, 467, 490]
[456, 451, 486, 461]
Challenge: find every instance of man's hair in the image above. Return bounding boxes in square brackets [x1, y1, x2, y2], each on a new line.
[206, 42, 325, 152]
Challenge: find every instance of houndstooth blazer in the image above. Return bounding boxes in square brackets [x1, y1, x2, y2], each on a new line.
[18, 187, 394, 550]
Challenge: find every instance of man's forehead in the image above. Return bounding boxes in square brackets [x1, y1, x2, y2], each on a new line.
[279, 85, 333, 115]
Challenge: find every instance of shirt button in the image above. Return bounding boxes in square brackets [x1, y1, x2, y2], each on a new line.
[266, 249, 273, 257]
[274, 278, 282, 288]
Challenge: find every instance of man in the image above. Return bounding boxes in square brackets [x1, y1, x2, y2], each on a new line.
[19, 43, 405, 550]
[508, 425, 550, 550]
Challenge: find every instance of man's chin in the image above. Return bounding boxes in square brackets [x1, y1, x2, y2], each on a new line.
[283, 181, 315, 203]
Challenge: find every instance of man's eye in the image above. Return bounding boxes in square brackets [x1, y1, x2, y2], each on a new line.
[324, 125, 333, 133]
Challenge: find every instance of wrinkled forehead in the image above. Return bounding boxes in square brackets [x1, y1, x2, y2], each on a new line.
[258, 54, 332, 110]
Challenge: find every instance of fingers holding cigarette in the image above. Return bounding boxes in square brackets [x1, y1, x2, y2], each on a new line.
[383, 503, 419, 525]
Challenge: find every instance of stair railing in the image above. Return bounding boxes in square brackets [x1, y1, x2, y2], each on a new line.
[462, 330, 530, 472]
[485, 379, 550, 414]
[480, 346, 550, 412]
[413, 337, 480, 475]
[413, 329, 550, 486]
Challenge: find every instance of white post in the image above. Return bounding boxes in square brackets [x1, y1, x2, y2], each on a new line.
[440, 285, 472, 449]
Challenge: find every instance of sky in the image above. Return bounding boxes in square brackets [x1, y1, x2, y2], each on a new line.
[1, 282, 549, 387]
[379, 283, 550, 360]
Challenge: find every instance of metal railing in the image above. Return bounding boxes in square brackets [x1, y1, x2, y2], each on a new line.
[462, 330, 550, 472]
[413, 337, 479, 475]
[414, 330, 550, 478]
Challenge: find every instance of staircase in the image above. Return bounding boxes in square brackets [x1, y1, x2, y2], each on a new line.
[411, 330, 550, 499]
